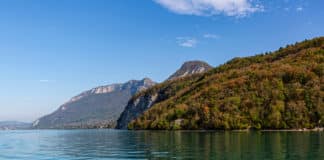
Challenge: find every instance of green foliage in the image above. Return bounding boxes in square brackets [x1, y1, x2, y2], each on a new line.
[129, 37, 324, 130]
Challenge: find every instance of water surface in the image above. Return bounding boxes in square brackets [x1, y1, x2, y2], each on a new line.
[0, 130, 323, 159]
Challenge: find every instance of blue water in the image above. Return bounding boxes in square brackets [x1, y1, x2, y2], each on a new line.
[0, 130, 323, 159]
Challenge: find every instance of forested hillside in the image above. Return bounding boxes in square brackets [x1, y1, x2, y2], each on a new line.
[129, 37, 324, 130]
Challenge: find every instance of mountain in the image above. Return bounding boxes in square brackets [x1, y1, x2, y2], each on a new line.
[123, 37, 323, 130]
[33, 78, 156, 129]
[167, 61, 213, 80]
[0, 121, 31, 130]
[116, 61, 213, 129]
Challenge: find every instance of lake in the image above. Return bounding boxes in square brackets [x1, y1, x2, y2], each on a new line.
[0, 130, 323, 159]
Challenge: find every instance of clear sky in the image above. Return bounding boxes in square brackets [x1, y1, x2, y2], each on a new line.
[0, 0, 323, 122]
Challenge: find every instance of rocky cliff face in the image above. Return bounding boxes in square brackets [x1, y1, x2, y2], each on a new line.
[116, 93, 158, 129]
[116, 61, 212, 129]
[33, 78, 156, 129]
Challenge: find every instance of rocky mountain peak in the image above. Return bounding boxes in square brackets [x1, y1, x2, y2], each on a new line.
[167, 60, 213, 80]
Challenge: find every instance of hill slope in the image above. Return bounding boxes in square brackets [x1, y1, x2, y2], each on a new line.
[116, 61, 213, 129]
[128, 37, 324, 130]
[33, 78, 156, 129]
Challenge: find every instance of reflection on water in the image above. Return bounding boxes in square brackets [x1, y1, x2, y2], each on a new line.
[0, 130, 323, 159]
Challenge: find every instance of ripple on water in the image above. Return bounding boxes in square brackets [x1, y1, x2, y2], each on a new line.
[0, 130, 323, 159]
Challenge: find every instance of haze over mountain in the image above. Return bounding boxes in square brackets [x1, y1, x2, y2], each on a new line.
[127, 37, 324, 130]
[116, 61, 213, 129]
[0, 121, 31, 130]
[33, 78, 156, 129]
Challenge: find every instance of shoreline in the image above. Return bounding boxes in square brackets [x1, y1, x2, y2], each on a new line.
[1, 127, 324, 132]
[260, 128, 324, 132]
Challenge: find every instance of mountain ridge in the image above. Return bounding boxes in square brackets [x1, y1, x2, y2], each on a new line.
[33, 78, 156, 129]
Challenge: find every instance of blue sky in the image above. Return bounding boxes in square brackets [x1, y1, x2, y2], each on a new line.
[0, 0, 323, 122]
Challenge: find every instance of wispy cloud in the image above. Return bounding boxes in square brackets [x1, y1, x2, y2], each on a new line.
[296, 7, 303, 12]
[203, 34, 220, 39]
[154, 0, 263, 17]
[176, 37, 197, 48]
[39, 79, 56, 83]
